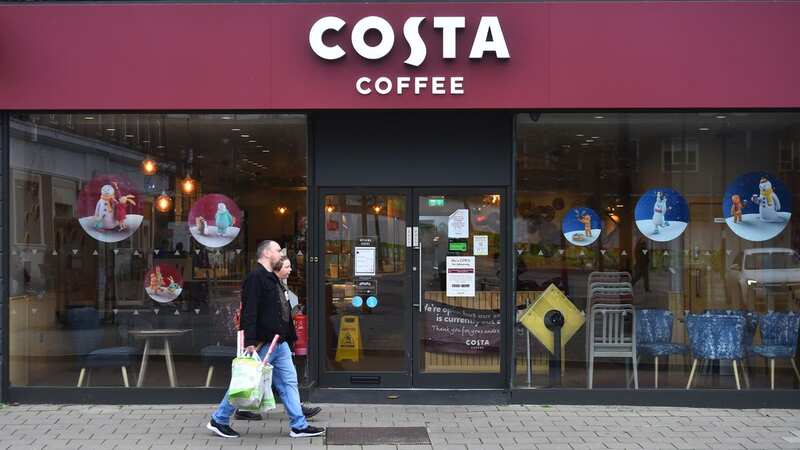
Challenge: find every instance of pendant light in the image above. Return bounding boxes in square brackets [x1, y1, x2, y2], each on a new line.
[156, 191, 173, 212]
[142, 158, 157, 176]
[181, 175, 196, 195]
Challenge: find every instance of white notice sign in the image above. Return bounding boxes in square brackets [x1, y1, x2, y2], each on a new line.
[448, 209, 469, 238]
[354, 246, 376, 276]
[446, 256, 475, 297]
[474, 235, 489, 256]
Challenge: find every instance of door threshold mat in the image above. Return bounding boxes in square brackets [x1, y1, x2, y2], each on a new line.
[326, 426, 431, 445]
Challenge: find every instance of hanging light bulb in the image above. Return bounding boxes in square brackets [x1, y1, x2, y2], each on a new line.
[277, 206, 288, 215]
[156, 191, 173, 212]
[181, 176, 196, 195]
[142, 158, 157, 175]
[372, 205, 382, 214]
[325, 205, 335, 213]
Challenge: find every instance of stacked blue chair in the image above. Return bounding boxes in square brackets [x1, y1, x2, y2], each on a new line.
[686, 314, 745, 390]
[635, 309, 688, 388]
[751, 312, 800, 390]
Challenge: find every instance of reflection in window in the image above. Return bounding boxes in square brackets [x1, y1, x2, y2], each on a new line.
[514, 112, 800, 390]
[9, 113, 308, 388]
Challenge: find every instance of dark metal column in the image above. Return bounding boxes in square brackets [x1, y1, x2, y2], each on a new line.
[1, 112, 9, 402]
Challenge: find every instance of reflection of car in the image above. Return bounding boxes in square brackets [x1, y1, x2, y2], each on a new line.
[727, 248, 800, 309]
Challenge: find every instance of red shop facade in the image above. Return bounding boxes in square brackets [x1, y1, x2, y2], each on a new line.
[1, 2, 800, 406]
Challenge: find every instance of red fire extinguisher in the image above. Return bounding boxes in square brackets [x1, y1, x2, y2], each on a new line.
[293, 312, 308, 356]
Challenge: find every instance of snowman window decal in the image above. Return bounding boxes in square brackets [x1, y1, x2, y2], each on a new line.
[723, 172, 791, 242]
[635, 188, 690, 242]
[188, 194, 244, 248]
[78, 175, 144, 243]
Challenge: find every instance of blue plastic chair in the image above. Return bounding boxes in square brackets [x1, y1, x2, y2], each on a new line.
[704, 309, 758, 387]
[635, 309, 688, 388]
[685, 314, 745, 390]
[67, 307, 137, 387]
[751, 312, 800, 390]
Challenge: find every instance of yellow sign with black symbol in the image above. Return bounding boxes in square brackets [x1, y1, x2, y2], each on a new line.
[519, 284, 585, 355]
[335, 315, 362, 362]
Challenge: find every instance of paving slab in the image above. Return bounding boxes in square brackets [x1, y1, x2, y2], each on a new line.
[0, 404, 797, 449]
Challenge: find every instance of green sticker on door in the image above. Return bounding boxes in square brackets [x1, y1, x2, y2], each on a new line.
[448, 241, 468, 252]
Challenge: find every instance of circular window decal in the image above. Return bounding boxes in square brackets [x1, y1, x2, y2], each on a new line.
[188, 194, 243, 248]
[562, 207, 602, 247]
[77, 174, 143, 243]
[634, 188, 690, 242]
[144, 264, 183, 304]
[723, 172, 792, 242]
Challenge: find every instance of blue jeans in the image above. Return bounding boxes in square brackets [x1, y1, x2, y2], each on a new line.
[212, 342, 308, 430]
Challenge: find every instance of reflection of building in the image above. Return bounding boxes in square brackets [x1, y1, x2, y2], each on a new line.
[2, 3, 800, 408]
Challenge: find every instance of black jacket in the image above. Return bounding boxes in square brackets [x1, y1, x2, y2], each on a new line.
[239, 264, 297, 347]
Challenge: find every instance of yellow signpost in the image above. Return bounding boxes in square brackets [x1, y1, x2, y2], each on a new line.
[335, 315, 362, 362]
[519, 284, 585, 356]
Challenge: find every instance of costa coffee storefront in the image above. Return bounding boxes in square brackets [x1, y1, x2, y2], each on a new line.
[2, 2, 800, 407]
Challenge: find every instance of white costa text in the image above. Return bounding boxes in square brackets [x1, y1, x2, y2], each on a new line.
[309, 15, 510, 96]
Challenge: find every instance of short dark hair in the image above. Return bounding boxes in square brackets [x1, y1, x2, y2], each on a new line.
[256, 240, 278, 259]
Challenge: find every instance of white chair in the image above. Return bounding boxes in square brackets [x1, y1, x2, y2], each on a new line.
[588, 303, 638, 389]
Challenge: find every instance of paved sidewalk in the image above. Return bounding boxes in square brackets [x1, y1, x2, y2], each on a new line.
[2, 403, 800, 449]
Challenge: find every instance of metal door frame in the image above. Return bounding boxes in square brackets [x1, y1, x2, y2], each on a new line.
[410, 187, 509, 388]
[316, 187, 414, 388]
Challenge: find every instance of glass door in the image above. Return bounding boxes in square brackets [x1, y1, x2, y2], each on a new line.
[319, 190, 412, 387]
[412, 190, 506, 388]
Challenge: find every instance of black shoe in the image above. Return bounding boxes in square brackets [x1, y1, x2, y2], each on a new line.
[290, 425, 326, 438]
[234, 410, 263, 421]
[206, 418, 240, 438]
[302, 405, 321, 419]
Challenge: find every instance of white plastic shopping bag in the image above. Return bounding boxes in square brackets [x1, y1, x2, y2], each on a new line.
[232, 333, 280, 412]
[227, 331, 265, 409]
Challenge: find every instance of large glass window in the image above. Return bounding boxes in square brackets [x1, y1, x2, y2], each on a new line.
[514, 112, 800, 390]
[9, 113, 308, 388]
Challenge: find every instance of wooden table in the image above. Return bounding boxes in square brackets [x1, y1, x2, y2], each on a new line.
[130, 329, 191, 387]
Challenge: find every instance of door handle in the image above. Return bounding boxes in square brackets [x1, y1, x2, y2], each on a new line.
[417, 238, 423, 312]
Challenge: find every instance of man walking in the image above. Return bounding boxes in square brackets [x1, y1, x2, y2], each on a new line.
[207, 240, 325, 439]
[235, 255, 321, 421]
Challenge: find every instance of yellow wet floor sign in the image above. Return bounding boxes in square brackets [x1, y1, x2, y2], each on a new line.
[335, 315, 362, 362]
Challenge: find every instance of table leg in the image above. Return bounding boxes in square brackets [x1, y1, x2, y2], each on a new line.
[137, 338, 151, 388]
[164, 338, 177, 388]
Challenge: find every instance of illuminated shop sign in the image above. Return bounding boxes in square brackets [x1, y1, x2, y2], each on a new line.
[308, 16, 510, 96]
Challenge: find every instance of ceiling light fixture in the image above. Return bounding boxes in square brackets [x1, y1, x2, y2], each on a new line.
[141, 158, 157, 175]
[181, 176, 196, 195]
[156, 192, 173, 213]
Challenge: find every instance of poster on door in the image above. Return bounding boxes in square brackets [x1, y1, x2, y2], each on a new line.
[446, 256, 475, 297]
[422, 300, 501, 354]
[448, 209, 469, 238]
